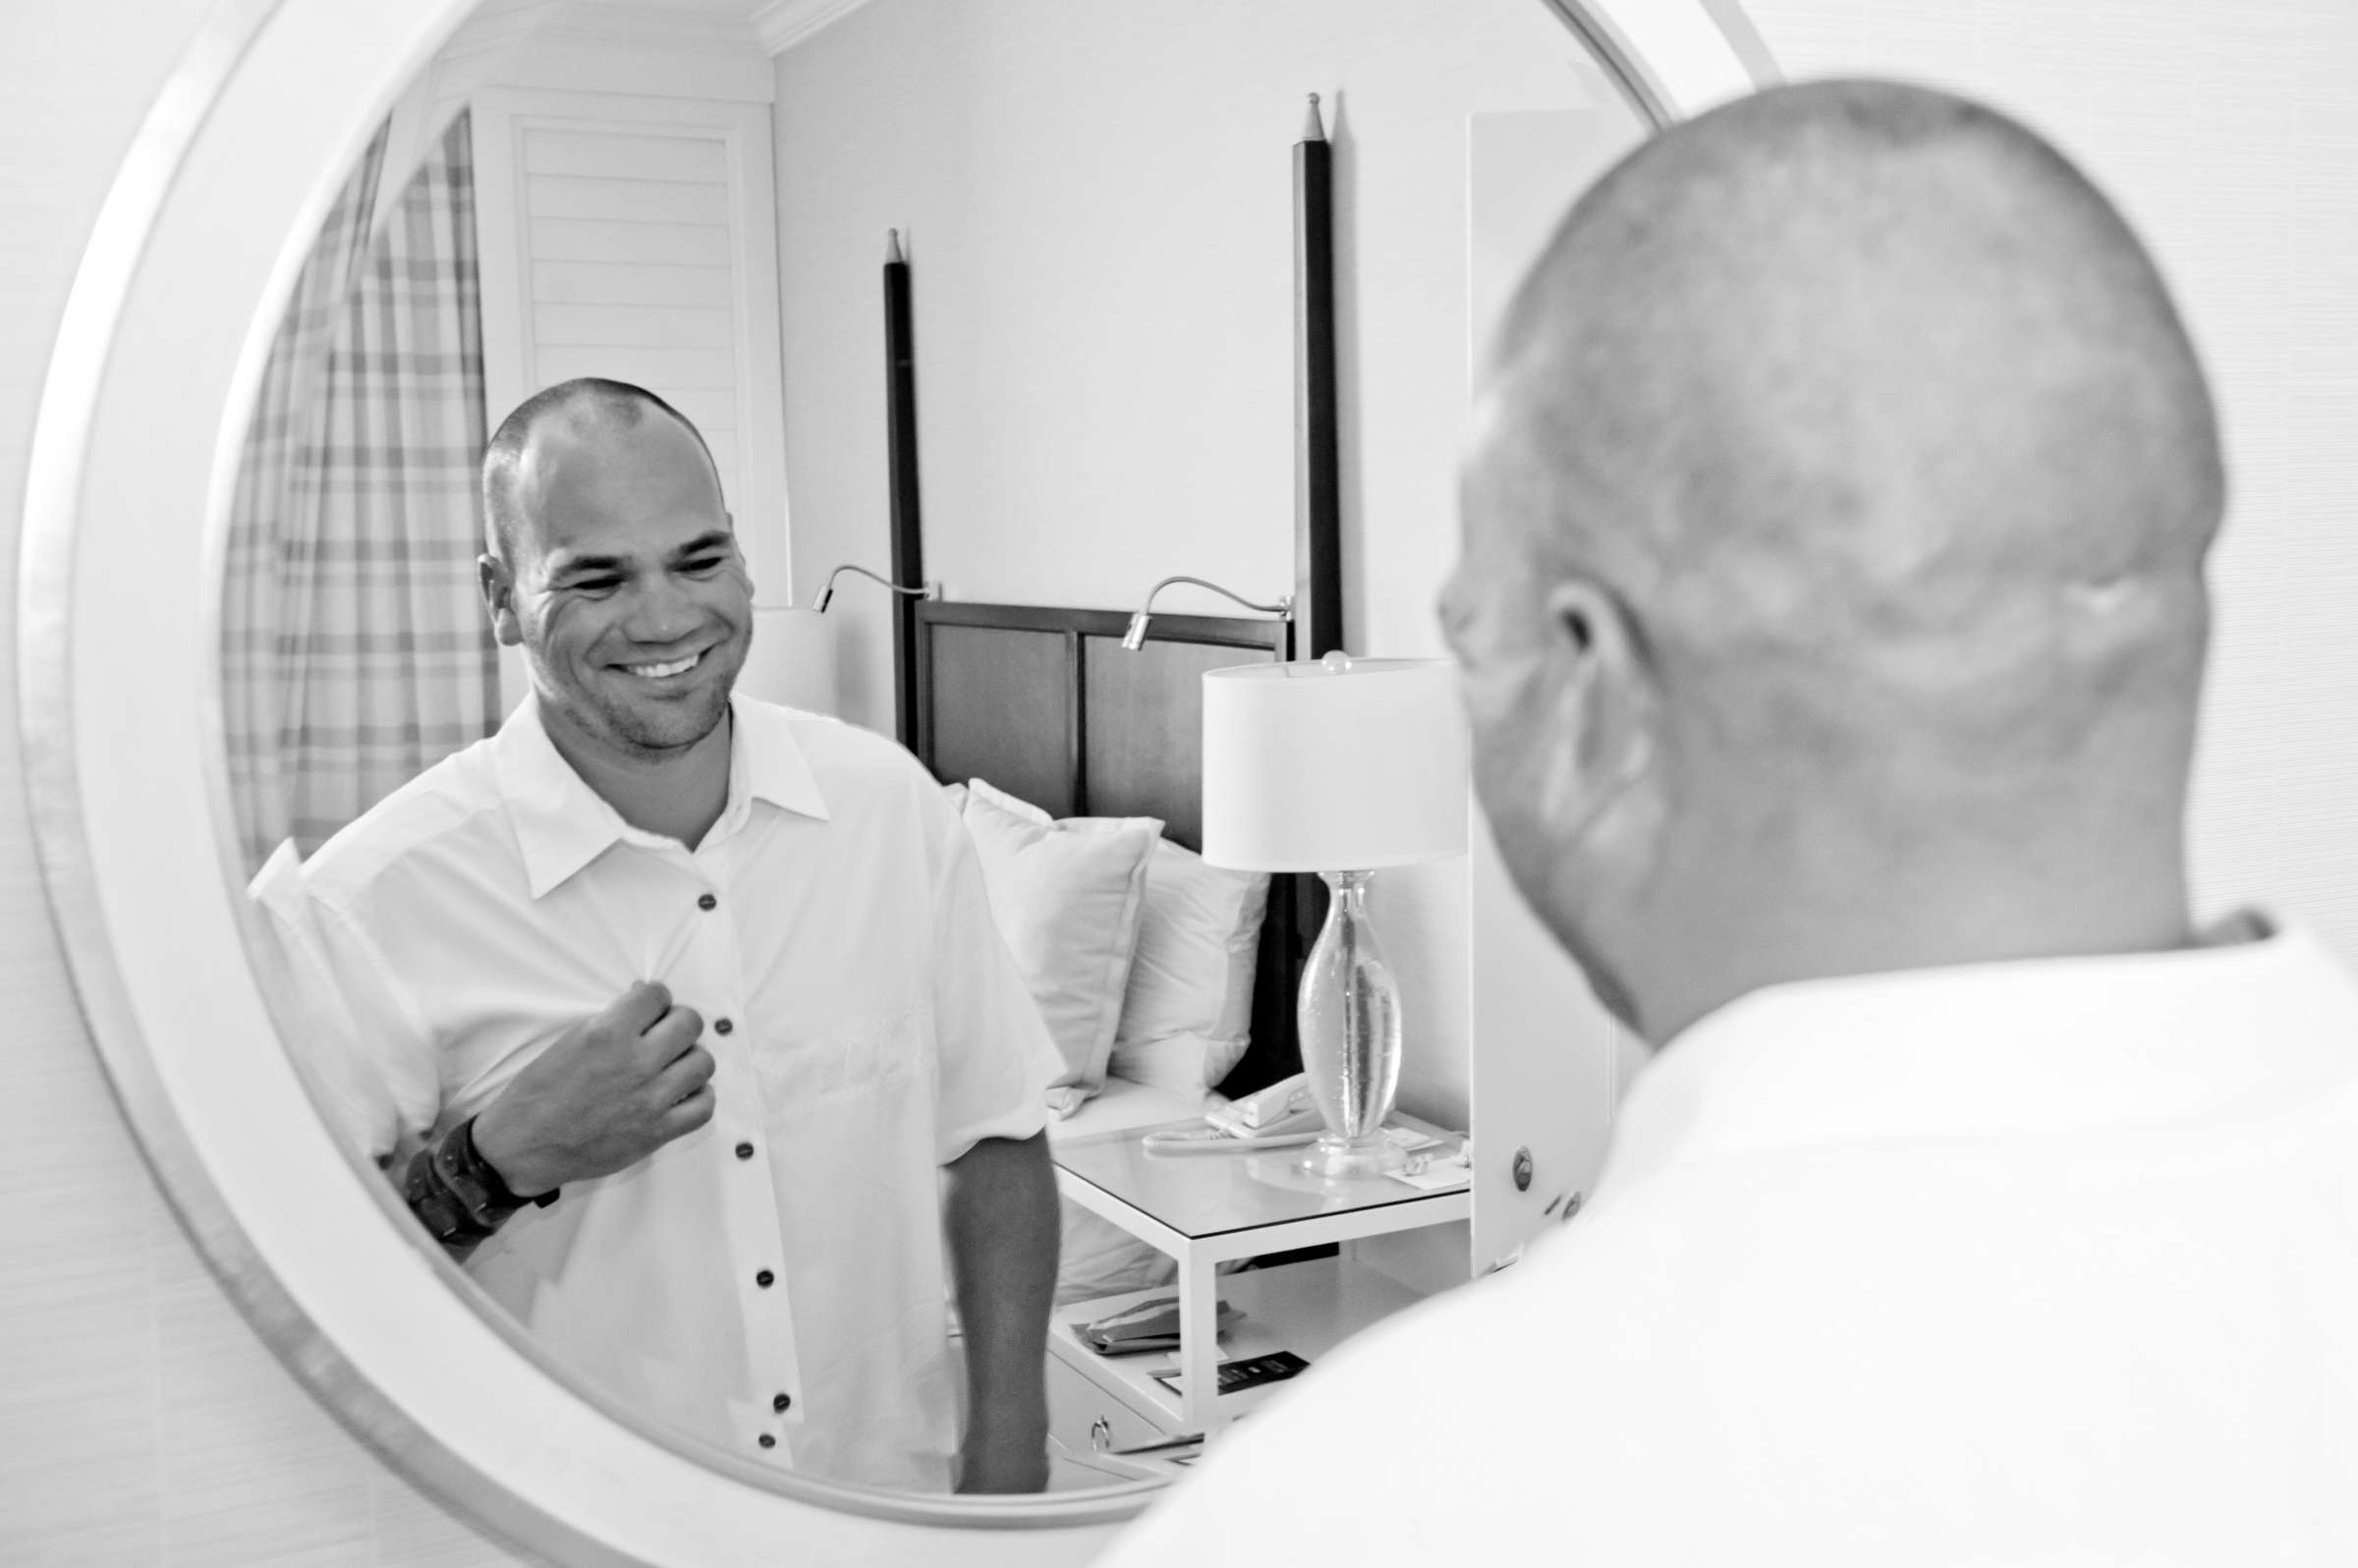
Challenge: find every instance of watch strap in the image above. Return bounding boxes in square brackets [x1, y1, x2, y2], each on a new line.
[402, 1116, 557, 1250]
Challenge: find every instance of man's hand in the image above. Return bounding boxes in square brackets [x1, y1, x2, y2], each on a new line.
[470, 980, 713, 1199]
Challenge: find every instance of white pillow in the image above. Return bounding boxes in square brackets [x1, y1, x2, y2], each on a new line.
[958, 780, 1160, 1101]
[1055, 824, 1270, 1095]
[1107, 839, 1268, 1092]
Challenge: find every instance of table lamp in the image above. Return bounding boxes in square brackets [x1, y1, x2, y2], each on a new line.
[1201, 653, 1470, 1179]
[736, 605, 838, 715]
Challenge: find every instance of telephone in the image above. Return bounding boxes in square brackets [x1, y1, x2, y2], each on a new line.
[1140, 1073, 1322, 1153]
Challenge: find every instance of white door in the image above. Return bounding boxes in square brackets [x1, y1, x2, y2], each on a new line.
[1465, 108, 1649, 1276]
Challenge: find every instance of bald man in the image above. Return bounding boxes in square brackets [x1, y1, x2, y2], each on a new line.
[1104, 82, 2358, 1564]
[287, 378, 1064, 1493]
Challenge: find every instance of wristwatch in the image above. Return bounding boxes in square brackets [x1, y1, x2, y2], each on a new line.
[404, 1115, 558, 1248]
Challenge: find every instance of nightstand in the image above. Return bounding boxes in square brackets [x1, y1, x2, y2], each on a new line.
[1046, 1112, 1470, 1452]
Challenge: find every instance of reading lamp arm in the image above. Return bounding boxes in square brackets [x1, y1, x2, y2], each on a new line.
[1122, 576, 1292, 650]
[814, 562, 938, 612]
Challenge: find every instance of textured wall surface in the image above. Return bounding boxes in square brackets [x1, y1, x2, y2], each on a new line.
[0, 3, 525, 1562]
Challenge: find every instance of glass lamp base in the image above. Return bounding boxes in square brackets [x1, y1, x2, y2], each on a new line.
[1298, 1132, 1407, 1181]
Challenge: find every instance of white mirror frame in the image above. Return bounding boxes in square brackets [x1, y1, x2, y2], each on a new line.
[19, 0, 1769, 1560]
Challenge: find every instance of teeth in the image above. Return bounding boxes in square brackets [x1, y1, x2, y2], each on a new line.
[627, 652, 701, 679]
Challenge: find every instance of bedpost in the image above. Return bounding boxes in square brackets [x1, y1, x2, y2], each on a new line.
[885, 228, 925, 746]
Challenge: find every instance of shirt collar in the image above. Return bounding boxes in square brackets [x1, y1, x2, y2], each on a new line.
[493, 693, 832, 900]
[1602, 914, 2358, 1193]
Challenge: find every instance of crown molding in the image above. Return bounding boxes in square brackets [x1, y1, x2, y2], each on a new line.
[541, 1, 764, 57]
[442, 0, 765, 64]
[438, 0, 561, 62]
[753, 0, 877, 56]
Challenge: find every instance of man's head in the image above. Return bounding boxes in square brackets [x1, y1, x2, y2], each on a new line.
[480, 378, 752, 763]
[1442, 81, 2224, 1042]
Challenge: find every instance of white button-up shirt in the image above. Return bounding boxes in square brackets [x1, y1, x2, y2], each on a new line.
[1107, 918, 2358, 1565]
[285, 694, 1058, 1491]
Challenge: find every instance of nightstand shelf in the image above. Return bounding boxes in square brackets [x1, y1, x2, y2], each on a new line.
[1048, 1112, 1470, 1440]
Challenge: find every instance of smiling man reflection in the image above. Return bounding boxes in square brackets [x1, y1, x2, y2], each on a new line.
[294, 377, 1061, 1493]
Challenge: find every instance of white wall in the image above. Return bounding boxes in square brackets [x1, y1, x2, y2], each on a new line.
[1739, 1, 2358, 962]
[772, 0, 1643, 1132]
[0, 3, 523, 1562]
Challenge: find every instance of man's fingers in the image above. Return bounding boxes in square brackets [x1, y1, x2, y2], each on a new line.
[598, 980, 673, 1039]
[650, 1043, 716, 1105]
[638, 1004, 706, 1064]
[660, 1084, 717, 1138]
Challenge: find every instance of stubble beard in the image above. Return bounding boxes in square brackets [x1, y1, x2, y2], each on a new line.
[533, 644, 741, 762]
[598, 680, 733, 756]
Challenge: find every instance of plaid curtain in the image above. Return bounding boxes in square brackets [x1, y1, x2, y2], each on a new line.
[223, 110, 497, 871]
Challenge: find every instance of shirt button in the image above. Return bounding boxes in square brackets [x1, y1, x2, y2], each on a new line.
[735, 1142, 755, 1159]
[698, 892, 717, 912]
[773, 1392, 793, 1413]
[758, 1433, 776, 1449]
[756, 1268, 775, 1288]
[714, 1018, 734, 1036]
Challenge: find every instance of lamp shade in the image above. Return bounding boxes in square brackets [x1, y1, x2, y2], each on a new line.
[735, 605, 838, 715]
[1201, 655, 1469, 872]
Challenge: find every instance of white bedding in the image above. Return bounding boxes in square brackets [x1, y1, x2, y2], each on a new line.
[1048, 1074, 1209, 1144]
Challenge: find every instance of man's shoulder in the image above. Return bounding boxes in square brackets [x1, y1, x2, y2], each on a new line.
[301, 736, 515, 912]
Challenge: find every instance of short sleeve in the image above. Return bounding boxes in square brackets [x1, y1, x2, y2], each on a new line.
[249, 843, 442, 1163]
[927, 810, 1062, 1164]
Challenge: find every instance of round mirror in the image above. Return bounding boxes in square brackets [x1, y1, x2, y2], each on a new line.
[22, 0, 1768, 1559]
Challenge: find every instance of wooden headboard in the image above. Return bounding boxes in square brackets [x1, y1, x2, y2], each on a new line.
[909, 599, 1305, 1095]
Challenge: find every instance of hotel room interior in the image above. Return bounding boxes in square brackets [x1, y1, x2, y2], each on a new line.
[7, 0, 2358, 1562]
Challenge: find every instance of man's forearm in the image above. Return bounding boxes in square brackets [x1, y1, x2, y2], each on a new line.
[943, 1131, 1060, 1492]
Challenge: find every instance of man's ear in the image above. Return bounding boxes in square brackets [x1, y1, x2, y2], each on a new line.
[724, 510, 755, 596]
[478, 553, 524, 648]
[1535, 575, 1657, 831]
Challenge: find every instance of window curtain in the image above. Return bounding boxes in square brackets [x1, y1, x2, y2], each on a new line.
[222, 109, 497, 872]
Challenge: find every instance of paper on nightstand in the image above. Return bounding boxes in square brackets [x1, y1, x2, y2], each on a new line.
[1388, 1144, 1471, 1191]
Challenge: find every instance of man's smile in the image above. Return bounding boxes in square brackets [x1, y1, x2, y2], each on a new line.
[619, 647, 707, 681]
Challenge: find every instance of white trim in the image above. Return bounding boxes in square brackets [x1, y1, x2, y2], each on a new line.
[446, 0, 765, 61]
[1535, 0, 1775, 122]
[436, 0, 557, 66]
[20, 2, 1773, 1562]
[724, 101, 796, 609]
[754, 0, 879, 57]
[537, 1, 765, 57]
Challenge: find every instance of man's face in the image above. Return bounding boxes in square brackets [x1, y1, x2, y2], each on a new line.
[490, 411, 752, 760]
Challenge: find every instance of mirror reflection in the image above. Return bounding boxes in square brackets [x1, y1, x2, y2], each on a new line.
[221, 0, 1645, 1500]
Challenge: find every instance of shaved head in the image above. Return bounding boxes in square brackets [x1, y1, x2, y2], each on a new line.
[1447, 81, 2224, 1041]
[481, 378, 718, 565]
